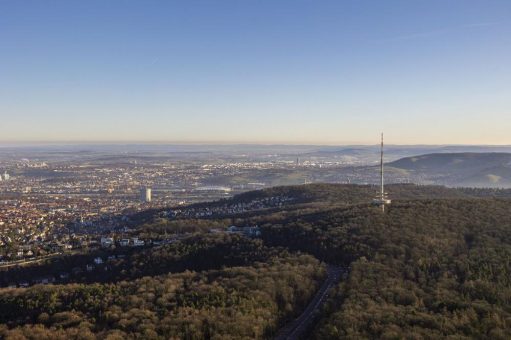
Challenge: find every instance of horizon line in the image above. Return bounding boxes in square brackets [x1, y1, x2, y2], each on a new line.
[1, 140, 511, 148]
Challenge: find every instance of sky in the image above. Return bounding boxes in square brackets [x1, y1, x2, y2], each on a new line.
[1, 1, 510, 145]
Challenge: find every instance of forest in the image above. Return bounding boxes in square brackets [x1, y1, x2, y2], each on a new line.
[0, 236, 325, 339]
[2, 184, 511, 338]
[242, 192, 511, 338]
[310, 199, 511, 338]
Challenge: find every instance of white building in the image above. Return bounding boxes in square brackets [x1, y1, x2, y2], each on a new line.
[132, 237, 145, 246]
[141, 187, 152, 203]
[227, 225, 261, 237]
[101, 237, 114, 247]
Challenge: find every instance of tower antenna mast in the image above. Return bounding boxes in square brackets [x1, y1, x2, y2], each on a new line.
[372, 133, 391, 212]
[380, 133, 384, 209]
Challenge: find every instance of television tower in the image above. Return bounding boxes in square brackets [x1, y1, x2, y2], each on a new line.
[380, 132, 384, 205]
[373, 133, 391, 212]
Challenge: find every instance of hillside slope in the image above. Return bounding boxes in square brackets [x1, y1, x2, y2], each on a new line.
[389, 153, 511, 187]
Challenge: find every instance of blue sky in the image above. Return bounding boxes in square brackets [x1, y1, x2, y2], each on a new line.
[1, 1, 510, 144]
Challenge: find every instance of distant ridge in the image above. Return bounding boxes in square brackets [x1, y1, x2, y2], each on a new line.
[389, 152, 511, 187]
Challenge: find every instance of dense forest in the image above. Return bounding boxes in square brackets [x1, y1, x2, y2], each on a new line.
[241, 193, 511, 338]
[0, 237, 325, 339]
[219, 185, 511, 338]
[2, 184, 511, 338]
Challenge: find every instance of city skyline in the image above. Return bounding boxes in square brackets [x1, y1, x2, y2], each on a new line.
[1, 1, 510, 144]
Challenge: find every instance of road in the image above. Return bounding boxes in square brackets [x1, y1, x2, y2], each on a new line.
[275, 265, 344, 340]
[0, 252, 70, 269]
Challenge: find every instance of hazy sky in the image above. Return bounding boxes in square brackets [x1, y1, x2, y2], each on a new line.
[1, 1, 510, 145]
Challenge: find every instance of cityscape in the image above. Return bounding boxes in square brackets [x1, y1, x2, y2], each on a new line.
[0, 144, 383, 266]
[2, 143, 511, 270]
[1, 1, 511, 339]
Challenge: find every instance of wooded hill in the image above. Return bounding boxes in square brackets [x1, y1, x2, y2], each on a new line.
[0, 236, 325, 339]
[234, 186, 511, 338]
[2, 184, 511, 339]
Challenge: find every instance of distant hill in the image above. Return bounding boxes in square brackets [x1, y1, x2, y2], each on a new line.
[388, 152, 511, 187]
[303, 146, 511, 163]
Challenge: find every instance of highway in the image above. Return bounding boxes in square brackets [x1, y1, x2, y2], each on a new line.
[275, 265, 344, 340]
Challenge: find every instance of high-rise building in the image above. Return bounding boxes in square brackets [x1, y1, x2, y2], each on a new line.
[141, 187, 152, 203]
[3, 172, 9, 181]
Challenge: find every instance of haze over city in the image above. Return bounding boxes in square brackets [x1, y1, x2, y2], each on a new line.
[1, 0, 510, 144]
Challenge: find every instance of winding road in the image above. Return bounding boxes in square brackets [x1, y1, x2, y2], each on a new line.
[275, 265, 344, 340]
